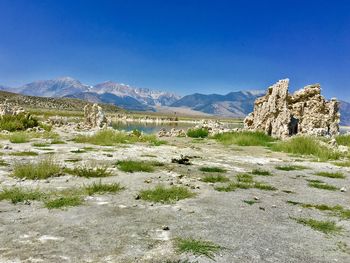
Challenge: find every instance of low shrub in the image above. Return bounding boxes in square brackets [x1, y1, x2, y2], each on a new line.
[0, 113, 38, 132]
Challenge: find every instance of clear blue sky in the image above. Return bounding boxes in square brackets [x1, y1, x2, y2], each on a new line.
[0, 0, 349, 99]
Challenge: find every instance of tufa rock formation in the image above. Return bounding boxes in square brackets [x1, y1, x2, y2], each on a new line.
[244, 79, 340, 139]
[0, 99, 25, 116]
[84, 103, 108, 128]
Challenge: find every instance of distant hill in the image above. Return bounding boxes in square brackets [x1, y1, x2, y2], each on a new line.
[0, 90, 123, 113]
[171, 91, 265, 117]
[340, 101, 350, 126]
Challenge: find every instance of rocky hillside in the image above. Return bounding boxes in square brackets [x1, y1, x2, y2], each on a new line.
[0, 90, 123, 113]
[171, 91, 264, 117]
[1, 77, 179, 111]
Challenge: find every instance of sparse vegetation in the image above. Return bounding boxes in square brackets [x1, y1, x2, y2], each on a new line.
[307, 180, 338, 191]
[175, 238, 221, 259]
[251, 169, 272, 176]
[0, 113, 39, 132]
[336, 134, 350, 147]
[334, 161, 350, 167]
[271, 136, 341, 161]
[243, 200, 259, 205]
[74, 129, 164, 146]
[9, 151, 38, 156]
[32, 142, 50, 147]
[84, 181, 124, 195]
[0, 159, 8, 166]
[0, 187, 44, 204]
[314, 171, 345, 179]
[116, 160, 163, 173]
[213, 131, 274, 146]
[275, 165, 307, 171]
[201, 174, 229, 183]
[13, 158, 61, 179]
[215, 173, 277, 192]
[186, 128, 209, 138]
[199, 166, 226, 173]
[45, 196, 83, 209]
[139, 185, 195, 203]
[64, 165, 112, 178]
[9, 132, 29, 143]
[293, 217, 342, 234]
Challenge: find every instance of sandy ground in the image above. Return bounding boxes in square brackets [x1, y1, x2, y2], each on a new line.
[0, 131, 349, 263]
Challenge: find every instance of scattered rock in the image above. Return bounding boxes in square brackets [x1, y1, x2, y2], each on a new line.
[162, 225, 170, 231]
[135, 194, 141, 200]
[254, 196, 260, 200]
[171, 155, 191, 165]
[244, 79, 340, 139]
[341, 187, 347, 192]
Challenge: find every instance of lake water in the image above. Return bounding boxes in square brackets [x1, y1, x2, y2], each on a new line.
[111, 121, 243, 134]
[111, 121, 349, 135]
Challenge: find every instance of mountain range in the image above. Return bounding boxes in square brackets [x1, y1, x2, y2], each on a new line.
[0, 77, 349, 125]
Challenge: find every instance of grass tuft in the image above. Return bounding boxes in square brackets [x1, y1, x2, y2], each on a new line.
[336, 135, 350, 147]
[186, 128, 209, 138]
[13, 158, 61, 179]
[201, 174, 229, 183]
[74, 129, 164, 146]
[251, 169, 272, 176]
[271, 136, 341, 161]
[199, 166, 226, 173]
[334, 161, 350, 167]
[315, 171, 345, 179]
[84, 181, 124, 195]
[139, 185, 195, 203]
[9, 132, 29, 143]
[116, 160, 163, 173]
[9, 151, 38, 156]
[213, 131, 274, 146]
[275, 165, 307, 171]
[175, 238, 221, 259]
[0, 187, 44, 204]
[45, 196, 82, 209]
[293, 217, 342, 234]
[307, 180, 338, 191]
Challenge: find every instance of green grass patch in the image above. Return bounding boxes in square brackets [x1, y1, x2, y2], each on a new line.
[9, 132, 30, 143]
[315, 171, 345, 179]
[9, 151, 38, 156]
[116, 160, 163, 173]
[275, 165, 307, 171]
[70, 149, 86, 154]
[186, 128, 209, 138]
[13, 158, 61, 179]
[213, 131, 274, 146]
[293, 217, 342, 234]
[0, 187, 44, 204]
[251, 169, 272, 176]
[139, 185, 195, 203]
[201, 174, 229, 183]
[175, 238, 221, 260]
[199, 166, 226, 173]
[84, 181, 124, 195]
[308, 180, 338, 191]
[45, 196, 83, 209]
[64, 158, 81, 163]
[271, 136, 341, 161]
[243, 200, 259, 205]
[50, 139, 65, 144]
[0, 159, 9, 166]
[73, 129, 164, 146]
[64, 165, 112, 178]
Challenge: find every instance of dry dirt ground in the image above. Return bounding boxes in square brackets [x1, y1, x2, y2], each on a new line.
[0, 130, 349, 263]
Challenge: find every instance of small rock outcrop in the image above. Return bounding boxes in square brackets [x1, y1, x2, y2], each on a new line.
[244, 79, 340, 139]
[84, 104, 108, 128]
